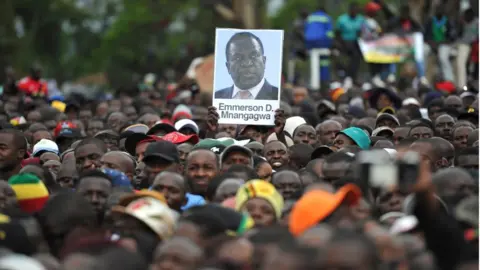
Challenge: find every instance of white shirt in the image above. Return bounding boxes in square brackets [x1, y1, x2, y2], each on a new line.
[232, 78, 265, 99]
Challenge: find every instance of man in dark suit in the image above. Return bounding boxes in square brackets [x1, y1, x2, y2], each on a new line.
[215, 32, 279, 100]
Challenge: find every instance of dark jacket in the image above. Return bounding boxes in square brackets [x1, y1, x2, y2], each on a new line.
[214, 80, 279, 100]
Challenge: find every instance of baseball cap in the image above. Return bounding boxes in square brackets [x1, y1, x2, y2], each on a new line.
[124, 133, 162, 156]
[53, 121, 76, 137]
[55, 128, 81, 143]
[122, 124, 149, 134]
[311, 145, 335, 160]
[339, 127, 371, 150]
[143, 141, 179, 164]
[162, 131, 199, 145]
[32, 139, 59, 157]
[147, 122, 177, 136]
[220, 145, 253, 164]
[94, 130, 119, 139]
[376, 113, 400, 127]
[458, 108, 478, 124]
[372, 126, 394, 137]
[174, 119, 199, 135]
[193, 139, 226, 154]
[111, 197, 178, 240]
[402, 97, 421, 107]
[289, 184, 361, 236]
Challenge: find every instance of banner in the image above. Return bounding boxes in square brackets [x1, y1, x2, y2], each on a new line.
[358, 32, 424, 64]
[212, 28, 284, 126]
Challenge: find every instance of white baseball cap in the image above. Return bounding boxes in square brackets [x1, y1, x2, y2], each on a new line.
[32, 139, 59, 157]
[175, 119, 199, 135]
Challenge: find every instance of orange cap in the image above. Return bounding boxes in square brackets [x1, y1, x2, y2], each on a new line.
[289, 184, 361, 236]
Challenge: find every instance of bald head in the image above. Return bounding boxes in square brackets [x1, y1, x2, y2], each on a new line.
[153, 171, 187, 189]
[432, 168, 474, 194]
[101, 151, 135, 175]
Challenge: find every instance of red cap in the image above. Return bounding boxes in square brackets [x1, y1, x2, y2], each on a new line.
[365, 2, 381, 13]
[161, 131, 199, 145]
[54, 121, 77, 137]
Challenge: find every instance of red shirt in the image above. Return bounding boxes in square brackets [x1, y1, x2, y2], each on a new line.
[17, 76, 48, 97]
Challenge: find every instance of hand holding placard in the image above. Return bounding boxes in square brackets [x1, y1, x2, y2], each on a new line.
[274, 109, 285, 134]
[207, 106, 219, 133]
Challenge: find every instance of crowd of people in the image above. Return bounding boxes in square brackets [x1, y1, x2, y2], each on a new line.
[297, 1, 478, 90]
[0, 1, 478, 270]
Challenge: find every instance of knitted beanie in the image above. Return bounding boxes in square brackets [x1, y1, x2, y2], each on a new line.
[172, 105, 192, 123]
[8, 173, 49, 214]
[235, 179, 284, 219]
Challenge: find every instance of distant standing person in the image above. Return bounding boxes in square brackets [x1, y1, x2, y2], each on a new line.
[335, 2, 365, 87]
[304, 4, 334, 89]
[214, 32, 279, 100]
[456, 8, 478, 88]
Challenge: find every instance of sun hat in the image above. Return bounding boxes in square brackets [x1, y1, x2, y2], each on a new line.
[338, 127, 371, 150]
[289, 184, 361, 236]
[111, 196, 178, 240]
[235, 180, 284, 219]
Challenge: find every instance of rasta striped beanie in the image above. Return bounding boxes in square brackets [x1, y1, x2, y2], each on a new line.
[8, 173, 49, 214]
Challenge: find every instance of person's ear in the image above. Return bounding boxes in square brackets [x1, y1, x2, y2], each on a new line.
[17, 149, 25, 160]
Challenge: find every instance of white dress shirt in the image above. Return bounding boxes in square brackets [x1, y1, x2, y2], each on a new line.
[232, 78, 265, 99]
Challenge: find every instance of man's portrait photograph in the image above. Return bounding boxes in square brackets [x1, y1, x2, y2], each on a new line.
[213, 29, 283, 100]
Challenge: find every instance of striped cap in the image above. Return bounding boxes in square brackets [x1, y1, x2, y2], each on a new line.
[8, 173, 49, 214]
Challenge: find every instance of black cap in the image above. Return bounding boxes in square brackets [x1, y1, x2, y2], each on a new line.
[143, 141, 179, 164]
[124, 133, 161, 156]
[55, 128, 81, 143]
[311, 145, 334, 160]
[147, 123, 177, 136]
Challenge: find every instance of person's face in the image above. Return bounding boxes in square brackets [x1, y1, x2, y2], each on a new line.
[87, 121, 104, 137]
[135, 142, 150, 162]
[293, 125, 316, 146]
[133, 162, 147, 188]
[226, 36, 266, 90]
[74, 144, 105, 174]
[77, 177, 112, 215]
[79, 110, 92, 126]
[152, 241, 201, 270]
[428, 106, 443, 122]
[333, 134, 355, 149]
[219, 124, 237, 138]
[0, 181, 17, 211]
[317, 122, 342, 145]
[377, 118, 398, 129]
[349, 3, 359, 17]
[40, 152, 60, 163]
[123, 107, 138, 122]
[185, 151, 218, 195]
[264, 141, 289, 169]
[152, 175, 186, 211]
[257, 162, 273, 182]
[272, 173, 302, 200]
[247, 145, 263, 156]
[322, 161, 350, 184]
[409, 126, 433, 139]
[377, 94, 392, 109]
[0, 133, 23, 170]
[145, 160, 176, 185]
[107, 114, 126, 132]
[393, 127, 409, 145]
[177, 143, 193, 167]
[32, 131, 52, 145]
[27, 111, 42, 123]
[100, 154, 123, 172]
[214, 179, 242, 202]
[242, 128, 262, 143]
[444, 97, 463, 112]
[43, 161, 61, 176]
[243, 198, 276, 227]
[375, 189, 406, 216]
[434, 115, 455, 140]
[453, 127, 473, 149]
[222, 152, 251, 170]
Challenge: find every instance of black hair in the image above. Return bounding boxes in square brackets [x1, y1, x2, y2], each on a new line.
[74, 137, 108, 153]
[253, 155, 268, 169]
[408, 123, 433, 136]
[324, 152, 355, 164]
[77, 169, 113, 187]
[37, 191, 97, 256]
[225, 32, 264, 61]
[22, 164, 61, 193]
[428, 98, 444, 110]
[0, 129, 27, 150]
[464, 8, 475, 22]
[455, 147, 479, 165]
[225, 164, 259, 180]
[204, 173, 239, 202]
[354, 125, 373, 136]
[306, 158, 324, 172]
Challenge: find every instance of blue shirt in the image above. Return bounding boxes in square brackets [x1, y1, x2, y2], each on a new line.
[336, 14, 365, 41]
[182, 193, 206, 211]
